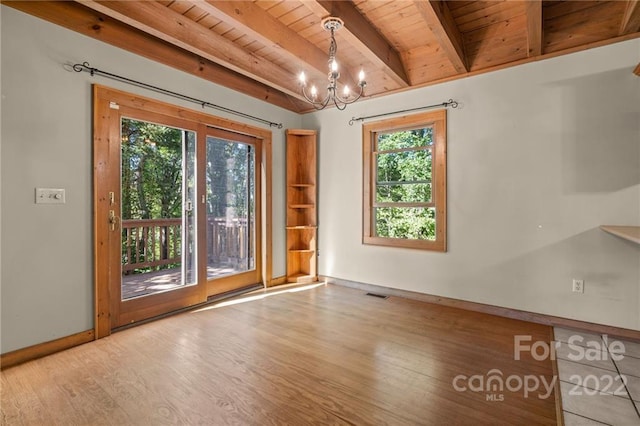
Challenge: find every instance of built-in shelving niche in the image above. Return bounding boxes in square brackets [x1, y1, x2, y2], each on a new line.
[286, 129, 318, 283]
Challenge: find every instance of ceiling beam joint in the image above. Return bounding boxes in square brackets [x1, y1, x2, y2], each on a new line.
[620, 0, 640, 35]
[525, 0, 543, 57]
[414, 0, 468, 73]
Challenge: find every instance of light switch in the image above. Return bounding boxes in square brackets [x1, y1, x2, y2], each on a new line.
[35, 188, 66, 204]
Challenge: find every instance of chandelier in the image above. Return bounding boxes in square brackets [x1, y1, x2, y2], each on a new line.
[298, 17, 366, 110]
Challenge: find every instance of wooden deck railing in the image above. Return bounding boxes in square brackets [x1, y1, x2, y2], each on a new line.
[207, 217, 250, 266]
[122, 217, 250, 273]
[122, 218, 182, 273]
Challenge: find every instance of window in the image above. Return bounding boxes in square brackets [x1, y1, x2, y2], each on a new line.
[363, 109, 447, 251]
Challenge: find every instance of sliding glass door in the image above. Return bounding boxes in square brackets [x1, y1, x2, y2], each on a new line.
[94, 87, 263, 331]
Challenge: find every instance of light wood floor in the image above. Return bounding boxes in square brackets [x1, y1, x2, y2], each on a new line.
[1, 284, 557, 425]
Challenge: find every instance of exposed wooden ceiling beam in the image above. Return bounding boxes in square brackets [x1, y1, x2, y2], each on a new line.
[306, 0, 410, 87]
[620, 0, 640, 35]
[525, 0, 543, 57]
[414, 1, 468, 73]
[77, 0, 305, 100]
[634, 63, 640, 76]
[4, 1, 306, 112]
[194, 1, 334, 85]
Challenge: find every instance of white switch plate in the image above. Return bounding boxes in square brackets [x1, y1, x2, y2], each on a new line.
[35, 188, 66, 204]
[572, 279, 584, 293]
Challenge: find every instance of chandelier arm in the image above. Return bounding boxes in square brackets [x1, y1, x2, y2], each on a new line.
[302, 86, 334, 110]
[310, 95, 332, 110]
[334, 95, 355, 105]
[318, 93, 332, 109]
[334, 98, 348, 110]
[333, 85, 365, 105]
[301, 85, 330, 108]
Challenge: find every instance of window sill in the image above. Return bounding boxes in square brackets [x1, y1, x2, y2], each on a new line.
[363, 236, 446, 252]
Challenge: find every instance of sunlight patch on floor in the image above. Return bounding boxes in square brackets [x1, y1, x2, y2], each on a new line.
[192, 282, 326, 313]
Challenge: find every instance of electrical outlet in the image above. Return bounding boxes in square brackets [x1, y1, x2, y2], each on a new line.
[572, 279, 584, 293]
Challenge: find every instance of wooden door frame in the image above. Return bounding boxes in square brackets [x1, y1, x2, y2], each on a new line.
[93, 85, 273, 338]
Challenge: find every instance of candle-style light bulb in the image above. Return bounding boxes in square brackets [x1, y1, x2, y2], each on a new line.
[331, 59, 338, 72]
[310, 85, 317, 98]
[299, 71, 306, 85]
[343, 85, 350, 97]
[358, 69, 365, 82]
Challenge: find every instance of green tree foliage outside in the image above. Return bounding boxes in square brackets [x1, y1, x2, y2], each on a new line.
[121, 118, 185, 221]
[121, 118, 193, 273]
[206, 138, 254, 220]
[375, 128, 436, 240]
[120, 119, 254, 274]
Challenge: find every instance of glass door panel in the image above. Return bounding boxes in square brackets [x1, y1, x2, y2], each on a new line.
[120, 118, 197, 300]
[206, 137, 255, 279]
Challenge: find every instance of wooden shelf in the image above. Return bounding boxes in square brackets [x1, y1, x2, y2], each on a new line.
[286, 129, 318, 283]
[287, 273, 316, 284]
[600, 226, 640, 245]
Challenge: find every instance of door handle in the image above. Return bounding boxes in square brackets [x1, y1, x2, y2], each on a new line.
[108, 210, 120, 231]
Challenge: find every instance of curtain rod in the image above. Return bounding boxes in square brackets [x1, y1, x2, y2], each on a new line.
[72, 62, 283, 129]
[349, 99, 459, 126]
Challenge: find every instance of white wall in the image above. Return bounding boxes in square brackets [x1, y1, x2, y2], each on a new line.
[303, 40, 640, 330]
[0, 6, 300, 353]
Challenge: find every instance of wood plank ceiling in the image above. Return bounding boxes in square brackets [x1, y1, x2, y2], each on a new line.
[7, 1, 640, 113]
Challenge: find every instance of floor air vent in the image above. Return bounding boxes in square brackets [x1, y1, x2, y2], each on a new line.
[365, 292, 389, 299]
